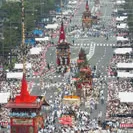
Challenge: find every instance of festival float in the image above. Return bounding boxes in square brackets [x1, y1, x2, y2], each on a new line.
[59, 114, 75, 127]
[56, 21, 71, 73]
[61, 85, 80, 127]
[61, 95, 78, 127]
[75, 48, 93, 98]
[82, 0, 99, 30]
[82, 0, 92, 30]
[62, 95, 80, 107]
[5, 1, 49, 132]
[5, 74, 49, 133]
[91, 0, 101, 21]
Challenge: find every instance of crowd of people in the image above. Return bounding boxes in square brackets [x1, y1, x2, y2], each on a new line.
[39, 84, 105, 133]
[1, 0, 133, 132]
[41, 106, 101, 133]
[69, 23, 115, 40]
[106, 79, 133, 123]
[0, 21, 59, 130]
[108, 54, 133, 76]
[0, 0, 81, 130]
[106, 0, 133, 128]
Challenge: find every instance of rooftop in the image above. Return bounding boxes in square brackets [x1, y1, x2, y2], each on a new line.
[5, 97, 49, 109]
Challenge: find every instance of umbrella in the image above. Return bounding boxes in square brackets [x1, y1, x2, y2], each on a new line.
[33, 29, 43, 35]
[59, 115, 73, 126]
[25, 39, 35, 45]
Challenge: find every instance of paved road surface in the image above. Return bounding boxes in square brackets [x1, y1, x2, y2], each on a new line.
[31, 0, 115, 122]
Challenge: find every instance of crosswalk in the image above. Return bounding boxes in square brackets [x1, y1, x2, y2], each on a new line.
[98, 75, 117, 79]
[71, 43, 116, 47]
[87, 44, 96, 60]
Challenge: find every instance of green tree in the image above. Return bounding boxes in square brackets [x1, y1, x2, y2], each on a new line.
[124, 0, 133, 36]
[1, 0, 56, 50]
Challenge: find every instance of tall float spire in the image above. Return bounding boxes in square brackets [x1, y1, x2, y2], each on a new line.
[58, 21, 66, 44]
[86, 0, 89, 11]
[14, 0, 37, 103]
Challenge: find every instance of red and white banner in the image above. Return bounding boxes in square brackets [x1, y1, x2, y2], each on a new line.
[120, 123, 133, 128]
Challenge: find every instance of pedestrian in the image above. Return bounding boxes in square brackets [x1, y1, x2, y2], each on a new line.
[106, 36, 108, 40]
[72, 39, 74, 44]
[101, 96, 104, 104]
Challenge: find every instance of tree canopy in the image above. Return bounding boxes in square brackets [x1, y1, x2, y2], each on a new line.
[124, 0, 133, 34]
[0, 0, 56, 50]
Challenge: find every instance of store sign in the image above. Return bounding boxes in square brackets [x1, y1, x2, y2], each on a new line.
[120, 123, 133, 128]
[12, 119, 33, 126]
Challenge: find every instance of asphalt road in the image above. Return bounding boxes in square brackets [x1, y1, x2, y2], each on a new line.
[31, 0, 116, 122]
[0, 0, 130, 132]
[87, 0, 115, 122]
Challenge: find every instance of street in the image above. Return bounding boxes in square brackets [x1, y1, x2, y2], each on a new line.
[31, 0, 115, 122]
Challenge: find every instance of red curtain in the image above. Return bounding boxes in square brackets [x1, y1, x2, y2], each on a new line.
[56, 58, 60, 66]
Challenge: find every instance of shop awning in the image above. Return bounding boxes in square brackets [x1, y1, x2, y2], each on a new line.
[119, 92, 133, 103]
[116, 0, 125, 5]
[0, 92, 10, 104]
[116, 36, 128, 41]
[45, 23, 58, 29]
[114, 48, 132, 54]
[116, 16, 127, 21]
[116, 23, 128, 29]
[117, 71, 133, 78]
[7, 72, 23, 79]
[35, 37, 49, 41]
[30, 47, 42, 55]
[14, 63, 32, 69]
[117, 63, 133, 69]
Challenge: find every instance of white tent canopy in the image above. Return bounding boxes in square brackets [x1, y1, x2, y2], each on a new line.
[113, 9, 118, 13]
[116, 23, 128, 29]
[68, 1, 77, 4]
[116, 16, 127, 21]
[116, 36, 128, 41]
[87, 130, 107, 133]
[117, 63, 133, 69]
[0, 92, 10, 104]
[45, 23, 58, 29]
[117, 71, 133, 78]
[7, 72, 23, 79]
[62, 11, 69, 15]
[116, 0, 125, 5]
[35, 37, 49, 41]
[14, 63, 32, 69]
[30, 47, 42, 55]
[114, 48, 132, 54]
[119, 92, 133, 103]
